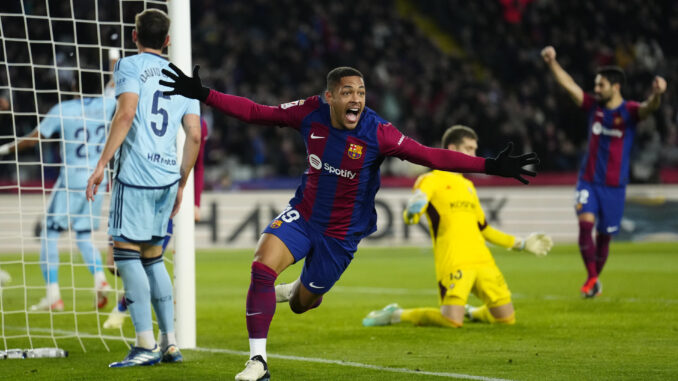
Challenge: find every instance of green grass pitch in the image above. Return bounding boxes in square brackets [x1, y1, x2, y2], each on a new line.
[1, 242, 677, 380]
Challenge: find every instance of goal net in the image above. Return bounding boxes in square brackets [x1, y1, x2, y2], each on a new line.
[0, 0, 180, 353]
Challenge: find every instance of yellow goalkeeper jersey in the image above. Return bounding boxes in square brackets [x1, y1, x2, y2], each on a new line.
[413, 170, 514, 274]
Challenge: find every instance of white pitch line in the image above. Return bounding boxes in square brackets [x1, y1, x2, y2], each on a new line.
[192, 346, 514, 381]
[6, 325, 512, 380]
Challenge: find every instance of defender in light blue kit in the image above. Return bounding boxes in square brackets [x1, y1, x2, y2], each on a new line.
[86, 9, 201, 368]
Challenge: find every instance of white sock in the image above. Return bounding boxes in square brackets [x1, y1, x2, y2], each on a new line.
[158, 331, 177, 349]
[249, 338, 267, 362]
[135, 330, 156, 349]
[46, 282, 60, 303]
[94, 271, 107, 287]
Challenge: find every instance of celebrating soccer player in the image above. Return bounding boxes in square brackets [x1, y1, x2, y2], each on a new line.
[86, 9, 202, 367]
[541, 46, 667, 298]
[0, 81, 115, 312]
[160, 64, 539, 381]
[363, 125, 553, 329]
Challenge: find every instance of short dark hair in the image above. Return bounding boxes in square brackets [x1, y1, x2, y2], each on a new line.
[135, 9, 170, 50]
[326, 67, 363, 92]
[441, 125, 478, 148]
[597, 66, 626, 89]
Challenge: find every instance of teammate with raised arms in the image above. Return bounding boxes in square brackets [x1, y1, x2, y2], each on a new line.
[541, 46, 666, 297]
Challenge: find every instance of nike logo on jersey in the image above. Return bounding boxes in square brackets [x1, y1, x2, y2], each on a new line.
[309, 282, 325, 289]
[310, 133, 325, 139]
[246, 311, 263, 316]
[606, 226, 619, 233]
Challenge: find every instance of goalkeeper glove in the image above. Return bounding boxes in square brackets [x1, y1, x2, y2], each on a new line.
[160, 63, 210, 102]
[484, 142, 539, 184]
[516, 233, 553, 257]
[403, 209, 421, 225]
[403, 191, 428, 225]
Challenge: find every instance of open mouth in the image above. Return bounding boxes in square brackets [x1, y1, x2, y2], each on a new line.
[346, 107, 360, 123]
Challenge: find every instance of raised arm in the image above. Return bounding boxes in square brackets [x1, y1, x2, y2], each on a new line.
[541, 46, 584, 107]
[160, 63, 313, 128]
[86, 92, 138, 200]
[637, 76, 667, 120]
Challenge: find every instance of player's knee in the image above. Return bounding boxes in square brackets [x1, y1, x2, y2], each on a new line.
[444, 316, 463, 328]
[440, 310, 463, 328]
[495, 313, 516, 325]
[289, 294, 322, 314]
[289, 299, 309, 314]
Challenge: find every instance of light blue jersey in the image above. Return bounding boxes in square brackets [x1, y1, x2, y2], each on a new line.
[38, 97, 116, 190]
[113, 52, 200, 187]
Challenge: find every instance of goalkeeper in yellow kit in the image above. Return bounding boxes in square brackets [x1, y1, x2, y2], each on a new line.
[363, 125, 553, 328]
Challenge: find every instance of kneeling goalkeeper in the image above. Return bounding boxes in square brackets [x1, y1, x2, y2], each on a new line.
[363, 125, 553, 328]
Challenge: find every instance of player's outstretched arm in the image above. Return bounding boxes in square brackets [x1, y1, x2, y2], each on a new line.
[379, 125, 539, 184]
[541, 46, 584, 107]
[86, 93, 138, 201]
[484, 142, 539, 184]
[638, 76, 667, 120]
[161, 63, 309, 127]
[0, 128, 41, 156]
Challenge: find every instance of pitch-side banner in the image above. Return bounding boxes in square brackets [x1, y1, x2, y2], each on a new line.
[1, 185, 675, 252]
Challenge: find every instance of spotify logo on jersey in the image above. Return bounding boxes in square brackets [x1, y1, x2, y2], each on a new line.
[309, 154, 322, 170]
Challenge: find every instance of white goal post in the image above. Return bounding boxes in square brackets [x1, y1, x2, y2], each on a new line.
[168, 0, 197, 350]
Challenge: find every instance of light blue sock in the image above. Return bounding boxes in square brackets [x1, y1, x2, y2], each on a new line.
[142, 256, 174, 336]
[40, 228, 61, 283]
[113, 248, 152, 333]
[75, 231, 103, 275]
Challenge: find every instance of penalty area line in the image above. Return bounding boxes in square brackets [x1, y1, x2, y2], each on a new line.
[192, 346, 514, 381]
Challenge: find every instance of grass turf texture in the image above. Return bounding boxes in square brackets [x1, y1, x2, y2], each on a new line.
[1, 242, 677, 380]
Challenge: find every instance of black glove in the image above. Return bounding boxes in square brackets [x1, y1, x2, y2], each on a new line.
[484, 142, 539, 184]
[160, 63, 210, 102]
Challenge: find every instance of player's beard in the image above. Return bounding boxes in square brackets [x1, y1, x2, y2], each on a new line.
[594, 93, 610, 104]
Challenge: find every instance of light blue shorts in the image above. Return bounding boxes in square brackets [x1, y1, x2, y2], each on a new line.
[46, 187, 104, 232]
[108, 180, 178, 243]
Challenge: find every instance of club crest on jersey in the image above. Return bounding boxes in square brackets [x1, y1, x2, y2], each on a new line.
[270, 220, 283, 229]
[347, 143, 363, 159]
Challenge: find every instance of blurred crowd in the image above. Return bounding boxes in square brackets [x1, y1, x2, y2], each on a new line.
[190, 0, 677, 186]
[1, 0, 677, 188]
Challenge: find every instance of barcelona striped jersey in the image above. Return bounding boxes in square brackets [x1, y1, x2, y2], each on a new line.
[579, 93, 640, 186]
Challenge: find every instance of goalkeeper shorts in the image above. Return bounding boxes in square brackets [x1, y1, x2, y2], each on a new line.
[438, 264, 512, 308]
[263, 205, 358, 295]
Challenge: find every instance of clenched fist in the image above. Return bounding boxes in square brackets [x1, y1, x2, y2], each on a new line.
[541, 46, 556, 64]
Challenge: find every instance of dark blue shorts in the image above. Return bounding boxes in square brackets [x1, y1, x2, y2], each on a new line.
[575, 180, 626, 235]
[262, 206, 359, 295]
